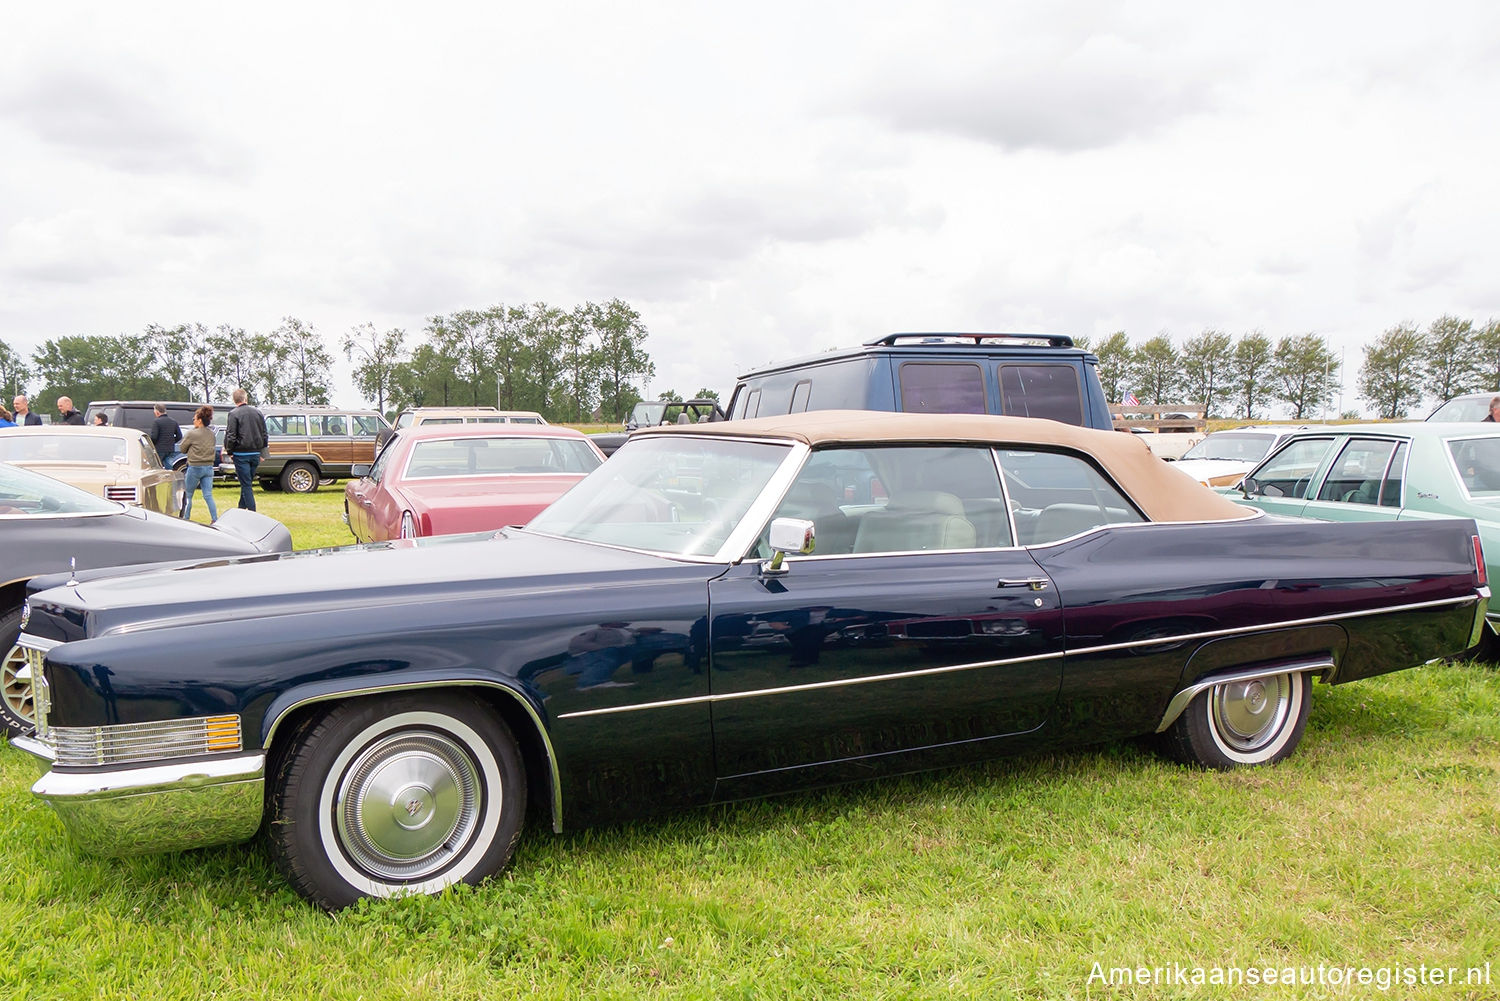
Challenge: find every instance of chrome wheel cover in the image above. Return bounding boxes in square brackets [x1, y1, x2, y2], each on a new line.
[1, 643, 31, 726]
[334, 730, 483, 881]
[287, 466, 316, 492]
[1210, 674, 1292, 753]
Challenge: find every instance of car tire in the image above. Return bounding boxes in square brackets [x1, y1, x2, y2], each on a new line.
[1158, 670, 1310, 769]
[280, 462, 319, 494]
[0, 606, 32, 737]
[267, 692, 527, 910]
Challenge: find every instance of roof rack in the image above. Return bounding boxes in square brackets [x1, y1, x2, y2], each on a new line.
[864, 332, 1077, 349]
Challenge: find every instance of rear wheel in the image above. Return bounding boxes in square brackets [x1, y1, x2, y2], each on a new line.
[1158, 670, 1310, 769]
[0, 606, 31, 737]
[268, 692, 527, 910]
[280, 462, 319, 494]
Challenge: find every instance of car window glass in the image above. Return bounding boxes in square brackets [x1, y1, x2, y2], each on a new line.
[269, 416, 306, 436]
[997, 364, 1084, 424]
[322, 415, 348, 436]
[368, 438, 397, 483]
[141, 446, 160, 470]
[1245, 437, 1334, 499]
[1181, 432, 1276, 463]
[899, 362, 985, 414]
[423, 418, 463, 425]
[353, 416, 383, 436]
[765, 445, 1006, 555]
[0, 435, 127, 464]
[406, 437, 603, 477]
[999, 449, 1144, 545]
[1381, 442, 1407, 507]
[1316, 438, 1398, 504]
[790, 381, 812, 413]
[745, 389, 761, 419]
[1448, 435, 1500, 495]
[395, 413, 414, 428]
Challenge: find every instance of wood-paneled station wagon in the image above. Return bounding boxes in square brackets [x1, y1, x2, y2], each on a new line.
[10, 412, 1488, 908]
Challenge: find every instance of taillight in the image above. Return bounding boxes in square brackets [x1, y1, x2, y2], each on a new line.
[105, 486, 139, 503]
[1474, 535, 1487, 586]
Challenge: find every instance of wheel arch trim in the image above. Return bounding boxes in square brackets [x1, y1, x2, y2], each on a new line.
[1155, 656, 1334, 734]
[262, 679, 563, 833]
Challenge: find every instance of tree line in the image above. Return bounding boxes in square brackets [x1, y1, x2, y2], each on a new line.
[0, 298, 656, 423]
[1079, 314, 1500, 419]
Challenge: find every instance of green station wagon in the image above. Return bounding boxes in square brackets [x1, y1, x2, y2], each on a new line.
[1230, 421, 1500, 641]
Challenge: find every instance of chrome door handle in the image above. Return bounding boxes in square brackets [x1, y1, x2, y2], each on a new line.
[997, 578, 1050, 591]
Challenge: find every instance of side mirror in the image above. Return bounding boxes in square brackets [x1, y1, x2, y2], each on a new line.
[1239, 477, 1258, 497]
[351, 464, 372, 479]
[763, 517, 816, 576]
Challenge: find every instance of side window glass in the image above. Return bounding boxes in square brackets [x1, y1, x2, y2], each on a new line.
[1448, 435, 1500, 495]
[353, 416, 382, 436]
[270, 415, 306, 436]
[899, 362, 985, 414]
[745, 389, 762, 419]
[789, 381, 812, 414]
[323, 415, 349, 436]
[1381, 442, 1406, 507]
[1245, 438, 1334, 499]
[997, 365, 1084, 425]
[1000, 450, 1144, 545]
[1316, 438, 1397, 504]
[767, 445, 1005, 556]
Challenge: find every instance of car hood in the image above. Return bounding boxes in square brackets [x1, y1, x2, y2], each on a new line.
[43, 529, 704, 638]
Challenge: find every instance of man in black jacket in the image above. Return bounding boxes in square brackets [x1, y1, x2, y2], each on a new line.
[223, 388, 269, 511]
[149, 404, 182, 466]
[11, 395, 42, 426]
[56, 396, 85, 425]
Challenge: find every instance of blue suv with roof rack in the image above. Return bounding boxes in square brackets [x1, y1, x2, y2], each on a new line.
[725, 333, 1114, 430]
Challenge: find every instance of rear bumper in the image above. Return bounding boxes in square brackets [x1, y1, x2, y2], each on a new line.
[16, 737, 265, 857]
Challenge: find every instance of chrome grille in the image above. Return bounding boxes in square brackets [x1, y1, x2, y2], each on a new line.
[50, 715, 243, 768]
[24, 646, 48, 735]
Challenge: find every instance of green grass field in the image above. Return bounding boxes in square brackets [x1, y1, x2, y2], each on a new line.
[6, 486, 1498, 998]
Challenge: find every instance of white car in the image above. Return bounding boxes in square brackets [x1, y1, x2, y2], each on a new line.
[1171, 426, 1312, 487]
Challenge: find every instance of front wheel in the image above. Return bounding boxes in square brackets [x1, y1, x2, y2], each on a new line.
[268, 692, 527, 910]
[0, 606, 30, 737]
[1158, 671, 1310, 769]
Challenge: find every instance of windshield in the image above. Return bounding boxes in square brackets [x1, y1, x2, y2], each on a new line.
[1180, 432, 1275, 462]
[1430, 397, 1493, 422]
[0, 434, 129, 464]
[404, 436, 602, 477]
[526, 436, 790, 557]
[0, 461, 120, 515]
[629, 403, 668, 427]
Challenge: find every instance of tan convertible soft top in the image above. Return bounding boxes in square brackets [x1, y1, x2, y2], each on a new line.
[639, 410, 1256, 524]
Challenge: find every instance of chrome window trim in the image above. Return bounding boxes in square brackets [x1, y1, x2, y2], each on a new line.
[558, 591, 1479, 721]
[263, 679, 565, 834]
[1440, 431, 1500, 503]
[0, 507, 125, 521]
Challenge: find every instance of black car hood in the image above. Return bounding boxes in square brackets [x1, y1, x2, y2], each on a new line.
[40, 529, 715, 638]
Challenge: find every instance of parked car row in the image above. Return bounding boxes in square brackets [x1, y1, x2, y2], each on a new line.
[5, 411, 1488, 910]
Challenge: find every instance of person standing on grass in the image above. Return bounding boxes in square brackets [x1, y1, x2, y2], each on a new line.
[180, 405, 218, 522]
[223, 387, 268, 511]
[149, 403, 182, 465]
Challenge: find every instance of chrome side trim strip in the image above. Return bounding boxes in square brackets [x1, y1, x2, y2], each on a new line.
[263, 679, 566, 834]
[558, 592, 1480, 721]
[1154, 658, 1335, 733]
[559, 650, 1068, 720]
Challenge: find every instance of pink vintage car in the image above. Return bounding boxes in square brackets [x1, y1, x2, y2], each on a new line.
[343, 424, 605, 542]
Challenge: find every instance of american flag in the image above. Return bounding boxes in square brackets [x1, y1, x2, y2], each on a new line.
[1123, 392, 1140, 406]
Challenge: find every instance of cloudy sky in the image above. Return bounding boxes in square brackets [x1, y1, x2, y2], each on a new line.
[3, 1, 1498, 414]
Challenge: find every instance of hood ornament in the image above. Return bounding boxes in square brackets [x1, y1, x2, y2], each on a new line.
[66, 557, 78, 587]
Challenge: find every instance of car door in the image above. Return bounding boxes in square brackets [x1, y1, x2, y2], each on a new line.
[1238, 435, 1340, 518]
[346, 437, 399, 541]
[708, 443, 1065, 797]
[1299, 437, 1407, 525]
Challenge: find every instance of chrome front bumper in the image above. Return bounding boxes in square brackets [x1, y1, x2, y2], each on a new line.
[15, 737, 265, 857]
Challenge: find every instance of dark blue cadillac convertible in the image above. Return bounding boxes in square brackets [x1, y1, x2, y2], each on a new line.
[10, 412, 1490, 908]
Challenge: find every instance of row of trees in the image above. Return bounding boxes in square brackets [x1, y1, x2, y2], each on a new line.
[0, 299, 657, 423]
[1078, 314, 1500, 419]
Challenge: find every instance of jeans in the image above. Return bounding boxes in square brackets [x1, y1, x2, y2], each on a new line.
[183, 465, 218, 522]
[232, 452, 262, 511]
